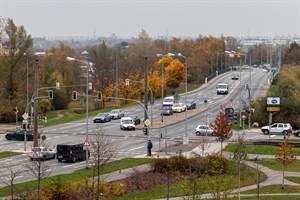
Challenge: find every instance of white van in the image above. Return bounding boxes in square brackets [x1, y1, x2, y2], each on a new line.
[163, 96, 174, 106]
[120, 117, 135, 131]
[216, 82, 229, 95]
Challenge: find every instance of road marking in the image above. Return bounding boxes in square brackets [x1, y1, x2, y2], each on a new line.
[128, 146, 144, 151]
[62, 162, 84, 168]
[270, 135, 276, 138]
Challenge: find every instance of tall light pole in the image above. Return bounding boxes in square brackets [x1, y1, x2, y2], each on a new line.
[33, 56, 39, 147]
[177, 53, 188, 145]
[115, 51, 119, 108]
[144, 57, 148, 122]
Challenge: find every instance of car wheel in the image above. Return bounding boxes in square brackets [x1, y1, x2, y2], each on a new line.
[43, 155, 47, 161]
[72, 157, 76, 163]
[30, 157, 33, 161]
[195, 131, 200, 136]
[58, 159, 62, 162]
[120, 126, 123, 130]
[133, 128, 135, 131]
[263, 130, 269, 135]
[52, 154, 56, 159]
[297, 132, 300, 137]
[283, 130, 288, 135]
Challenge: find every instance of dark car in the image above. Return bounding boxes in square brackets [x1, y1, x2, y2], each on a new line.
[93, 113, 111, 123]
[162, 105, 173, 115]
[186, 100, 196, 110]
[56, 142, 89, 163]
[129, 115, 141, 125]
[294, 130, 300, 137]
[5, 130, 40, 141]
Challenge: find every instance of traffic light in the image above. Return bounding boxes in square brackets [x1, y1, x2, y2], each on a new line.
[234, 113, 238, 125]
[225, 107, 234, 119]
[48, 90, 53, 99]
[72, 91, 77, 100]
[143, 127, 148, 135]
[97, 91, 102, 100]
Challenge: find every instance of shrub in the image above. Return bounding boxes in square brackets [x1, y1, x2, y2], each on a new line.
[203, 153, 229, 175]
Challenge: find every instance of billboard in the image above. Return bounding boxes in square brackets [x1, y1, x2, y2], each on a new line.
[267, 97, 280, 106]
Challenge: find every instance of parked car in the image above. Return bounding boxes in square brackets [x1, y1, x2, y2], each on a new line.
[120, 117, 135, 130]
[109, 109, 125, 119]
[56, 142, 89, 163]
[186, 100, 196, 110]
[172, 103, 186, 113]
[195, 125, 214, 136]
[93, 113, 111, 123]
[162, 105, 173, 115]
[294, 130, 300, 137]
[129, 115, 141, 125]
[261, 123, 292, 135]
[5, 130, 40, 141]
[29, 147, 56, 161]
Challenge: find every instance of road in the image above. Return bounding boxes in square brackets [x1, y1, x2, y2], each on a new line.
[0, 67, 286, 187]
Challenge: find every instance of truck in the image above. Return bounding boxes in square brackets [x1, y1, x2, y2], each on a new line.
[216, 82, 229, 95]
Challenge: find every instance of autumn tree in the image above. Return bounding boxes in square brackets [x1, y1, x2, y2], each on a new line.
[275, 135, 297, 189]
[164, 59, 185, 90]
[210, 106, 233, 155]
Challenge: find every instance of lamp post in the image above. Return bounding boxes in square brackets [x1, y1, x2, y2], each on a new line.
[33, 56, 39, 147]
[144, 57, 148, 122]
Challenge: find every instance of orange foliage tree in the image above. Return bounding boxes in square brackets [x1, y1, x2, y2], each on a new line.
[164, 59, 185, 90]
[210, 106, 233, 155]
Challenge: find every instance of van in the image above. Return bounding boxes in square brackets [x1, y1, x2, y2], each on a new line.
[163, 96, 174, 106]
[56, 142, 88, 163]
[216, 82, 229, 95]
[120, 117, 136, 130]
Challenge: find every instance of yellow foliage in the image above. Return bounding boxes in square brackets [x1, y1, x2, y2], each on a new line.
[111, 181, 127, 196]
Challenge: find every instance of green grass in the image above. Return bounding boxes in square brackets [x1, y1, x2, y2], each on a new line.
[228, 196, 300, 200]
[286, 177, 300, 184]
[224, 143, 300, 156]
[241, 184, 300, 194]
[254, 159, 300, 172]
[0, 158, 152, 197]
[109, 161, 267, 200]
[0, 151, 23, 158]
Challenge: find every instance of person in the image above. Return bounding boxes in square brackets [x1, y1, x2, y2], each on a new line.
[147, 140, 153, 156]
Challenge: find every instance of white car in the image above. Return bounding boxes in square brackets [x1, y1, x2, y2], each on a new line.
[172, 103, 186, 113]
[195, 125, 214, 136]
[261, 123, 292, 135]
[120, 117, 135, 130]
[163, 96, 174, 106]
[109, 109, 125, 119]
[29, 147, 56, 161]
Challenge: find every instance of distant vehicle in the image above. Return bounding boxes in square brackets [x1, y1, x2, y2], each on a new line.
[129, 115, 141, 125]
[109, 109, 125, 119]
[216, 82, 229, 95]
[195, 125, 214, 136]
[56, 142, 88, 163]
[5, 130, 40, 141]
[231, 74, 239, 80]
[172, 103, 186, 113]
[294, 130, 300, 137]
[93, 113, 111, 123]
[261, 123, 292, 135]
[163, 96, 174, 106]
[29, 147, 56, 161]
[186, 100, 196, 110]
[162, 105, 173, 115]
[120, 117, 135, 130]
[262, 68, 268, 72]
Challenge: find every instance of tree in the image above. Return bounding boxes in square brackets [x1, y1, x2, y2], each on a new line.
[164, 59, 185, 90]
[210, 106, 232, 155]
[90, 127, 116, 200]
[275, 135, 297, 189]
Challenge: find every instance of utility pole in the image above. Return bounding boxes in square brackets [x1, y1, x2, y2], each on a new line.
[33, 56, 39, 147]
[144, 56, 148, 121]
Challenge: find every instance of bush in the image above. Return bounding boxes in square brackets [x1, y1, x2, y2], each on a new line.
[203, 153, 229, 175]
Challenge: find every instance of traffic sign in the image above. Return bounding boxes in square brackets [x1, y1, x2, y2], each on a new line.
[144, 119, 151, 126]
[22, 113, 28, 120]
[83, 138, 90, 147]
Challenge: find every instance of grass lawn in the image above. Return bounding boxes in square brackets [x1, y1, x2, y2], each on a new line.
[253, 159, 300, 172]
[229, 196, 300, 200]
[0, 158, 152, 197]
[108, 161, 267, 200]
[240, 184, 300, 194]
[0, 151, 23, 158]
[224, 143, 300, 156]
[286, 177, 300, 184]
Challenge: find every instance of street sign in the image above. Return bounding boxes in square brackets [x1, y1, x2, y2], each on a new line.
[83, 139, 90, 147]
[267, 107, 280, 112]
[267, 97, 280, 105]
[22, 113, 28, 120]
[144, 119, 151, 126]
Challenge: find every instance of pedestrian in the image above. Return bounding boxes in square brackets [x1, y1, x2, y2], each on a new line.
[147, 140, 153, 156]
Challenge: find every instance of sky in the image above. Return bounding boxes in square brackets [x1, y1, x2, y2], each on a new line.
[0, 0, 299, 39]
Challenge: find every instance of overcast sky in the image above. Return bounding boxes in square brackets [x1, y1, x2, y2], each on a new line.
[1, 0, 299, 39]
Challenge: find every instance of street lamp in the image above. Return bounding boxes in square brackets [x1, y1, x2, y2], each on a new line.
[67, 51, 91, 169]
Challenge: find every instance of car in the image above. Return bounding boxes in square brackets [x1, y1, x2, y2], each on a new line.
[195, 125, 214, 136]
[216, 82, 229, 95]
[172, 103, 186, 113]
[261, 123, 292, 135]
[163, 96, 174, 106]
[93, 113, 111, 123]
[120, 117, 135, 130]
[231, 74, 239, 80]
[162, 105, 173, 115]
[109, 109, 125, 119]
[129, 115, 141, 125]
[294, 130, 300, 137]
[29, 146, 56, 161]
[186, 100, 196, 110]
[56, 142, 89, 163]
[5, 130, 40, 141]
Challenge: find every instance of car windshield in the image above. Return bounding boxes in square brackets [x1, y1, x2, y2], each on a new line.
[123, 120, 133, 124]
[164, 99, 173, 102]
[32, 147, 42, 152]
[218, 85, 227, 89]
[96, 114, 105, 117]
[57, 145, 71, 153]
[110, 110, 118, 114]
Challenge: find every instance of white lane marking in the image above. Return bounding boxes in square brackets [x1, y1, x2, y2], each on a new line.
[15, 175, 23, 179]
[128, 146, 144, 151]
[62, 162, 84, 168]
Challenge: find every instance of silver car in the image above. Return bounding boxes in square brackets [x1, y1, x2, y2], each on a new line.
[109, 109, 125, 119]
[29, 147, 56, 161]
[195, 125, 214, 136]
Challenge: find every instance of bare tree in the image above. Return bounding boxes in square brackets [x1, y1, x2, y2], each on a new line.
[90, 127, 116, 200]
[24, 156, 51, 196]
[0, 161, 22, 200]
